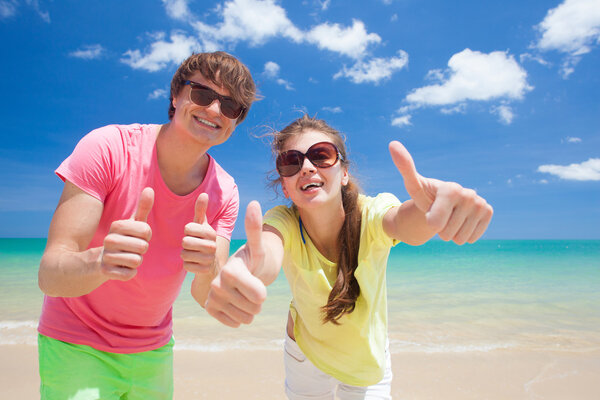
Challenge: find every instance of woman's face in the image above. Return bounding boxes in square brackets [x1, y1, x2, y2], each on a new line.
[279, 130, 349, 211]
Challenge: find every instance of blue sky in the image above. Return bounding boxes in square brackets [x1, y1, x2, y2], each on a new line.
[1, 0, 599, 239]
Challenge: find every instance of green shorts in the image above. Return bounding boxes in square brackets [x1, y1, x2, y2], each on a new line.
[38, 334, 174, 400]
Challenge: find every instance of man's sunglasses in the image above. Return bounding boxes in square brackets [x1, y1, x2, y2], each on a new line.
[184, 80, 245, 120]
[276, 141, 343, 177]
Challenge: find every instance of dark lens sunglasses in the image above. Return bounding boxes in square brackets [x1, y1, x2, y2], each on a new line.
[276, 141, 344, 177]
[184, 80, 245, 120]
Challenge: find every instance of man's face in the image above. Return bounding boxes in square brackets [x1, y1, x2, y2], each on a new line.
[171, 72, 239, 147]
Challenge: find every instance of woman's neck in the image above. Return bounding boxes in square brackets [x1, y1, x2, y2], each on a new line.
[298, 201, 345, 262]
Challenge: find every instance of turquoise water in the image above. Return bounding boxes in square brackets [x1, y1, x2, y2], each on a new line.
[1, 239, 599, 353]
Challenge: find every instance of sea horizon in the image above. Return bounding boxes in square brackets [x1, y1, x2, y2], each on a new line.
[1, 239, 599, 355]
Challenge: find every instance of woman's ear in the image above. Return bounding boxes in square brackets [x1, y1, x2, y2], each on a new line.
[341, 167, 349, 186]
[282, 183, 290, 198]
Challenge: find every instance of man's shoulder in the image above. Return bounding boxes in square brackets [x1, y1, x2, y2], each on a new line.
[206, 154, 237, 187]
[86, 123, 155, 142]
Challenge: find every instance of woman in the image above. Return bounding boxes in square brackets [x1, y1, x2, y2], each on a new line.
[205, 115, 493, 399]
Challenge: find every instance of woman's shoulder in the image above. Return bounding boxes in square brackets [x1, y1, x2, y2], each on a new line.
[265, 203, 297, 220]
[359, 192, 401, 212]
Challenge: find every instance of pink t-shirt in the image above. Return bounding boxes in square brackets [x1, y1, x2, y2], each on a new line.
[38, 124, 239, 353]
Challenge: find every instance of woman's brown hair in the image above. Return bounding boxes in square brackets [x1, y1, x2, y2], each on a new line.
[168, 51, 257, 124]
[270, 114, 362, 324]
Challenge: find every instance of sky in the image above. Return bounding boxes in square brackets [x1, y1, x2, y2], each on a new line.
[0, 0, 599, 239]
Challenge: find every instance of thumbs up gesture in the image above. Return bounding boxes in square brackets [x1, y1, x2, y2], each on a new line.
[389, 141, 493, 244]
[205, 201, 268, 328]
[101, 187, 154, 280]
[180, 193, 218, 274]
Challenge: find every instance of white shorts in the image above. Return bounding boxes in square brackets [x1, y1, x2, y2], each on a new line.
[283, 333, 393, 400]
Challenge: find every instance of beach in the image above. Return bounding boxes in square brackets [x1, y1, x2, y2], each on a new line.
[2, 345, 599, 399]
[1, 239, 599, 398]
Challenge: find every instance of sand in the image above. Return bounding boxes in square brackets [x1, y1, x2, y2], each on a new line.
[2, 345, 599, 399]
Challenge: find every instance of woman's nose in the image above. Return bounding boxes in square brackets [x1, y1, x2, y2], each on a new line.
[299, 156, 316, 175]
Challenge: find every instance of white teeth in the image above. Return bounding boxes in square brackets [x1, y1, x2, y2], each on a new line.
[302, 182, 323, 190]
[195, 117, 217, 128]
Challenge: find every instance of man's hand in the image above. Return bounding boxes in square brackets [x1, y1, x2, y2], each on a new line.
[205, 201, 268, 327]
[181, 193, 218, 275]
[100, 187, 154, 280]
[389, 141, 493, 244]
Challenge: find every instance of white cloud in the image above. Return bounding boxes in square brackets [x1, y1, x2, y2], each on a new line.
[333, 50, 408, 84]
[537, 158, 600, 181]
[440, 103, 467, 115]
[318, 0, 331, 11]
[162, 0, 192, 21]
[306, 19, 381, 59]
[519, 52, 550, 66]
[262, 61, 294, 90]
[395, 49, 532, 125]
[535, 0, 600, 55]
[148, 88, 168, 100]
[391, 115, 412, 127]
[276, 78, 294, 90]
[0, 0, 18, 19]
[193, 0, 303, 46]
[534, 0, 600, 77]
[25, 0, 49, 22]
[322, 106, 342, 113]
[121, 32, 200, 72]
[1, 0, 48, 21]
[406, 49, 532, 105]
[491, 104, 515, 124]
[263, 61, 280, 78]
[566, 136, 582, 143]
[123, 0, 392, 74]
[69, 44, 105, 60]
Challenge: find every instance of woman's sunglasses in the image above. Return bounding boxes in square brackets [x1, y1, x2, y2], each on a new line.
[276, 141, 343, 177]
[184, 80, 245, 120]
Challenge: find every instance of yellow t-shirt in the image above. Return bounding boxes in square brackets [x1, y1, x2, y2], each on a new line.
[263, 193, 401, 386]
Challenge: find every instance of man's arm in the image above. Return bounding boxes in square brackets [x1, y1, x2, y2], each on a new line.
[190, 235, 230, 307]
[39, 181, 154, 297]
[39, 181, 106, 297]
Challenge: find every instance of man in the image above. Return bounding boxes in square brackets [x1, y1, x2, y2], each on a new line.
[37, 51, 257, 399]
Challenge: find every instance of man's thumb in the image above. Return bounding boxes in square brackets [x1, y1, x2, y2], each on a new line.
[133, 187, 154, 222]
[194, 193, 209, 224]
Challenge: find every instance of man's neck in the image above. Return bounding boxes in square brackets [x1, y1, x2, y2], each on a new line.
[155, 123, 210, 196]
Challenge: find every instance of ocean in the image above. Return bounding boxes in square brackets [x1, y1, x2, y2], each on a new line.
[1, 239, 599, 355]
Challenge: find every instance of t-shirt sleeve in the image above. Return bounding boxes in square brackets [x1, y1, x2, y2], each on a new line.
[263, 205, 296, 249]
[55, 125, 124, 202]
[213, 184, 239, 240]
[364, 192, 402, 247]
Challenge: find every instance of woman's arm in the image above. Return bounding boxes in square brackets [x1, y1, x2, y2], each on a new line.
[383, 141, 493, 245]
